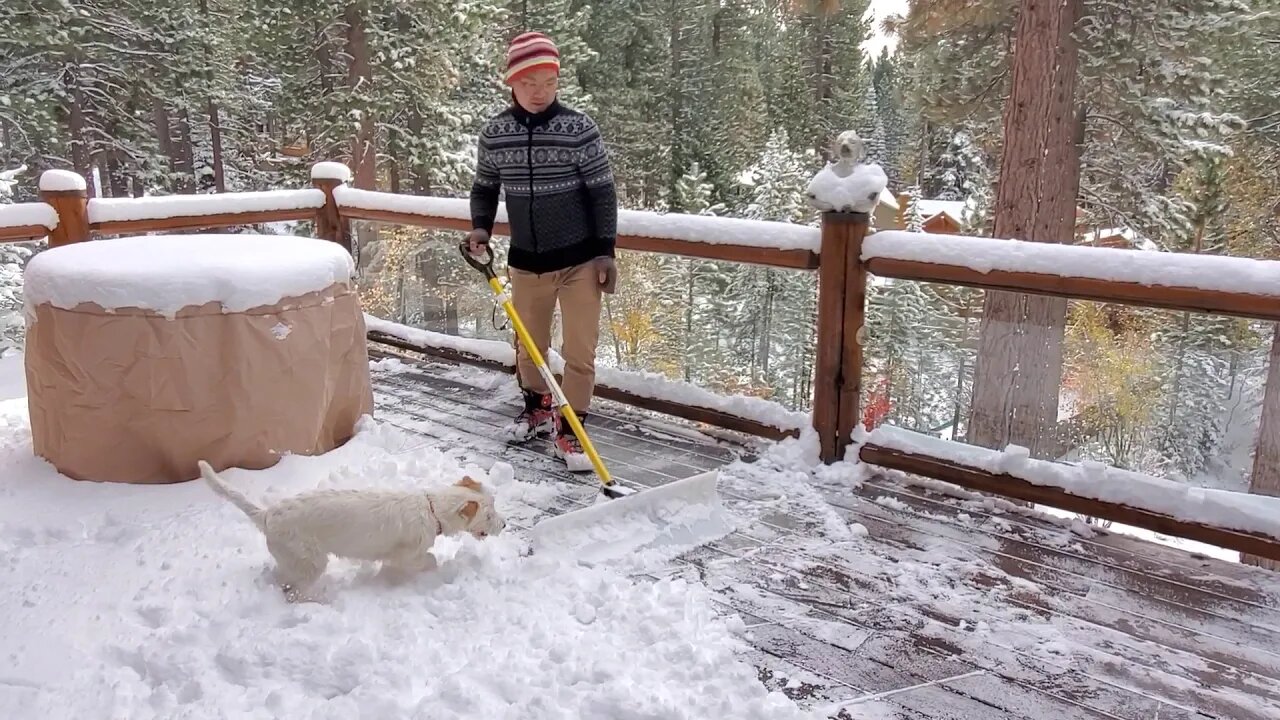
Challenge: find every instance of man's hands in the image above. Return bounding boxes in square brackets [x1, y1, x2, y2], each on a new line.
[594, 256, 617, 294]
[466, 229, 491, 257]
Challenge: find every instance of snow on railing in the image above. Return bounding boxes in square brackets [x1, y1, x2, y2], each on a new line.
[0, 202, 59, 241]
[864, 230, 1280, 323]
[333, 186, 820, 264]
[859, 426, 1280, 559]
[88, 189, 326, 226]
[364, 316, 808, 437]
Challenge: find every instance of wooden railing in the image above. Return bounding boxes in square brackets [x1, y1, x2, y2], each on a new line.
[4, 163, 1279, 563]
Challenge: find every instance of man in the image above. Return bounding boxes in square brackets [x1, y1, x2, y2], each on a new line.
[467, 31, 618, 471]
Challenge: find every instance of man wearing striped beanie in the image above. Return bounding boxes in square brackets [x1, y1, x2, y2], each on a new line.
[467, 31, 619, 472]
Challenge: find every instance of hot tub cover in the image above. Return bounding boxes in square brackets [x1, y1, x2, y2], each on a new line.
[22, 234, 373, 483]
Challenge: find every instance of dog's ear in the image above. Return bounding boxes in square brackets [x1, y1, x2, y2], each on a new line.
[456, 476, 483, 492]
[459, 500, 480, 521]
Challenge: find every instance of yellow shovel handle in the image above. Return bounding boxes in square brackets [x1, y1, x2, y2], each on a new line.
[487, 276, 614, 486]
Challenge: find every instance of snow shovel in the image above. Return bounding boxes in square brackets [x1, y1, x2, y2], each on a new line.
[459, 242, 732, 561]
[460, 241, 625, 497]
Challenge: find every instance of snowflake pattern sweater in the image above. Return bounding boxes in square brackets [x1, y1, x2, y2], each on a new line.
[470, 100, 618, 274]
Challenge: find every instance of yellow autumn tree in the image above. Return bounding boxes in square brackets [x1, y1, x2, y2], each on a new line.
[1063, 303, 1163, 469]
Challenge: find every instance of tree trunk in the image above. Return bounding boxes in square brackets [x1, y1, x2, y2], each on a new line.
[345, 4, 379, 271]
[1244, 327, 1280, 570]
[668, 0, 685, 207]
[387, 127, 401, 194]
[63, 64, 94, 196]
[407, 112, 426, 193]
[173, 108, 196, 193]
[208, 100, 226, 192]
[967, 0, 1082, 458]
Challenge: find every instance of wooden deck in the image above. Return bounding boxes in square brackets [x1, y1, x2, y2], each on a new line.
[369, 351, 1280, 720]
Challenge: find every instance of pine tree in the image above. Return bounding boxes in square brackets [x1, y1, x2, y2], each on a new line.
[871, 46, 908, 189]
[1149, 152, 1239, 478]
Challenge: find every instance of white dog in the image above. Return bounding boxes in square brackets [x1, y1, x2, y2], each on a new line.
[197, 460, 506, 602]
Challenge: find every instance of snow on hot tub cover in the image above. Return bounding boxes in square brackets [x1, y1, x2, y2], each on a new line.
[21, 234, 371, 483]
[22, 234, 356, 320]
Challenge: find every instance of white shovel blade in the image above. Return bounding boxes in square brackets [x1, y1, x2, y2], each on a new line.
[529, 471, 733, 565]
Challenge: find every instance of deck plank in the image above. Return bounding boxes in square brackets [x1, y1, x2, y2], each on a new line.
[368, 357, 1280, 720]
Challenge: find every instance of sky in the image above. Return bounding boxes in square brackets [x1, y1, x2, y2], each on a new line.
[862, 0, 910, 56]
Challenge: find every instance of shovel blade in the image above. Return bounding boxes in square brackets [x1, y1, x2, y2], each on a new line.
[529, 470, 732, 565]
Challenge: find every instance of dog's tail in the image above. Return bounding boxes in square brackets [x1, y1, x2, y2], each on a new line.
[198, 460, 266, 529]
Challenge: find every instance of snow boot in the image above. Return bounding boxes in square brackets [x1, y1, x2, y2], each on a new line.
[509, 389, 555, 442]
[553, 411, 595, 473]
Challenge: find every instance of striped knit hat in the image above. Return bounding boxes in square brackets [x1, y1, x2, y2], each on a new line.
[504, 32, 561, 84]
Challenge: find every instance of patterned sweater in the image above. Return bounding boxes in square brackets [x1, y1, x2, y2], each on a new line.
[470, 100, 618, 274]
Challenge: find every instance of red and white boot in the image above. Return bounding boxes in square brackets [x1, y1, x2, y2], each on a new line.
[508, 390, 555, 442]
[553, 412, 595, 473]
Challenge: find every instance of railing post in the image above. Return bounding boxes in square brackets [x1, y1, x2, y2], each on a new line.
[311, 162, 352, 253]
[38, 170, 90, 247]
[1245, 325, 1280, 570]
[814, 211, 869, 463]
[836, 212, 870, 460]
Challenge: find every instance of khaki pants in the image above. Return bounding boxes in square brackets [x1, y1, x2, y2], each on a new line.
[508, 262, 602, 412]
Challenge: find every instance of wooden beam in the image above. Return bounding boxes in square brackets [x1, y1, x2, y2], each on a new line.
[836, 213, 871, 460]
[0, 226, 50, 243]
[91, 208, 317, 236]
[366, 331, 796, 441]
[859, 443, 1280, 562]
[338, 206, 819, 270]
[865, 256, 1280, 323]
[616, 235, 818, 270]
[367, 330, 508, 374]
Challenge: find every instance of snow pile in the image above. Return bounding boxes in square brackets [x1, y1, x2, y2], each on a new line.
[863, 425, 1280, 542]
[0, 350, 23, 401]
[864, 231, 1280, 298]
[365, 315, 808, 433]
[0, 383, 821, 720]
[807, 162, 888, 214]
[0, 202, 58, 230]
[87, 189, 326, 224]
[334, 187, 820, 252]
[719, 430, 866, 543]
[310, 161, 353, 184]
[23, 234, 355, 320]
[37, 170, 86, 193]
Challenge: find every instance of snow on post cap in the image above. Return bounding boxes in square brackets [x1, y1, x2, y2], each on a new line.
[39, 169, 88, 193]
[807, 129, 887, 213]
[311, 162, 353, 184]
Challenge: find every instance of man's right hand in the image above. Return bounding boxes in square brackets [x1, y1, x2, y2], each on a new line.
[466, 229, 491, 256]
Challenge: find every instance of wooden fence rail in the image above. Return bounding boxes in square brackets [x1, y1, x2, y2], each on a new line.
[6, 162, 1280, 562]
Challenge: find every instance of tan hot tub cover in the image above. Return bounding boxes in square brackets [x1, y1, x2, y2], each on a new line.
[22, 234, 373, 484]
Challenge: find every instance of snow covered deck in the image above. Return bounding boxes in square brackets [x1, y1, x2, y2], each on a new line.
[370, 352, 1280, 720]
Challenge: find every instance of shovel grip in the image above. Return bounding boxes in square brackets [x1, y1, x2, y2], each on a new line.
[459, 241, 498, 280]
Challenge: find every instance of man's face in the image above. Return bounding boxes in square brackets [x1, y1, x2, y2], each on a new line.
[510, 68, 559, 113]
